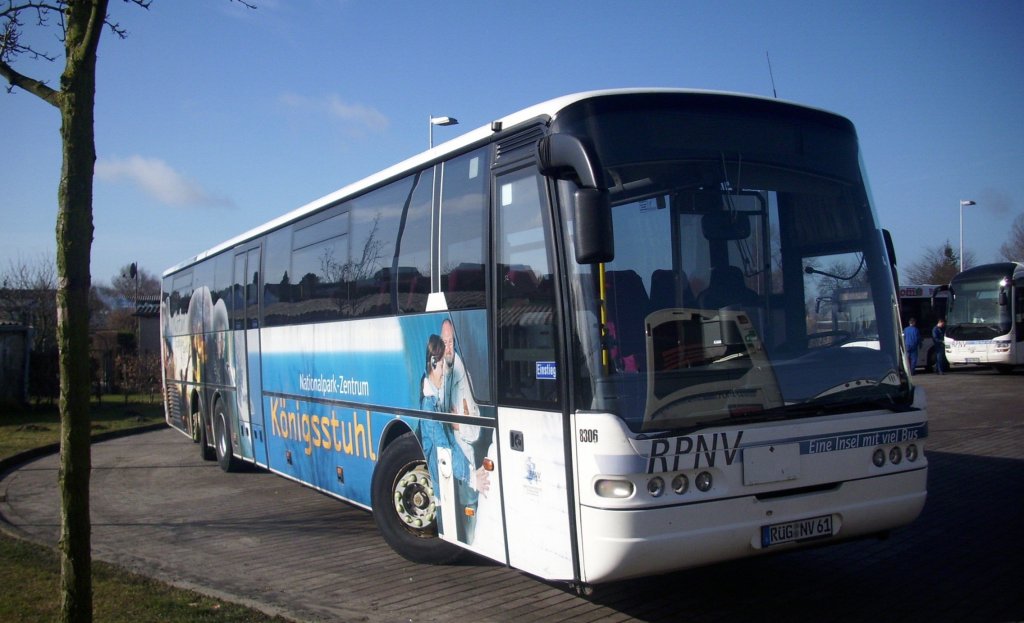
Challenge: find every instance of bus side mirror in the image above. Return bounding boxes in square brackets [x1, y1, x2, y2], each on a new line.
[882, 229, 899, 291]
[537, 133, 613, 264]
[574, 188, 613, 264]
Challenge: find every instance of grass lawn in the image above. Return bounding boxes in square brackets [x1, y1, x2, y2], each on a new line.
[0, 398, 293, 623]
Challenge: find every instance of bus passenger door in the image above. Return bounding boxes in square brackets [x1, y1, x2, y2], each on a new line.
[493, 165, 575, 581]
[233, 248, 268, 466]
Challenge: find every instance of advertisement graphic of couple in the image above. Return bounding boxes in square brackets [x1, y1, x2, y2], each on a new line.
[418, 318, 492, 546]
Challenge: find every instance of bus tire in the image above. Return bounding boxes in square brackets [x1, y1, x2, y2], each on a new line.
[371, 432, 464, 565]
[213, 399, 241, 473]
[198, 414, 216, 461]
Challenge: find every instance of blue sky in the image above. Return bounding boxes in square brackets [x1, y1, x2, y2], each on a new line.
[2, 0, 1022, 287]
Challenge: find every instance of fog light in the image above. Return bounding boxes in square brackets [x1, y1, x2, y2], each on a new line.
[595, 479, 634, 499]
[873, 449, 886, 467]
[889, 446, 902, 464]
[672, 473, 689, 495]
[647, 477, 665, 497]
[906, 444, 919, 462]
[695, 471, 713, 492]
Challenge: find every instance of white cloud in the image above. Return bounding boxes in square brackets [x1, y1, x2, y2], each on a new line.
[95, 156, 234, 208]
[280, 93, 389, 133]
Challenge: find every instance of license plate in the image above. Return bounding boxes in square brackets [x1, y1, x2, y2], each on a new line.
[965, 357, 980, 363]
[761, 515, 834, 547]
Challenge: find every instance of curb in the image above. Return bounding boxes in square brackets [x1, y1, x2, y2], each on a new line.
[0, 422, 170, 538]
[0, 421, 169, 482]
[0, 422, 306, 622]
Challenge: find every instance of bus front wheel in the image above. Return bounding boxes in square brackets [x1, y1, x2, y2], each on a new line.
[371, 432, 464, 565]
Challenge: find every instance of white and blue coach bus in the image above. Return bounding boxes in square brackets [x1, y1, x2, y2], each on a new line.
[938, 261, 1024, 373]
[160, 89, 928, 587]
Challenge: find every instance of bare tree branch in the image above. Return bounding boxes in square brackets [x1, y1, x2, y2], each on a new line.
[999, 213, 1024, 262]
[1, 2, 62, 101]
[0, 56, 58, 101]
[1, 0, 155, 97]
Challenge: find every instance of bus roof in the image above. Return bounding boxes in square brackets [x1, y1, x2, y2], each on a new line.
[950, 261, 1024, 284]
[162, 88, 839, 278]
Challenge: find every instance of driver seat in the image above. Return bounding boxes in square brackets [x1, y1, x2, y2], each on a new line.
[697, 265, 758, 310]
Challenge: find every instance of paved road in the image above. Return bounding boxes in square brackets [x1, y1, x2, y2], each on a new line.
[2, 367, 1022, 622]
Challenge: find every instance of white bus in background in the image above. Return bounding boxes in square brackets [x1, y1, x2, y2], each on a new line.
[937, 262, 1024, 373]
[898, 285, 948, 372]
[160, 89, 928, 590]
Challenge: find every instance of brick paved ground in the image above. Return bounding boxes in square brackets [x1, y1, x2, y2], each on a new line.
[1, 366, 1021, 622]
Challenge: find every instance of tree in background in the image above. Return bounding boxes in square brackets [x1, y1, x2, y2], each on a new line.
[100, 263, 160, 335]
[1, 254, 58, 351]
[999, 213, 1024, 262]
[2, 3, 252, 618]
[0, 254, 60, 403]
[108, 262, 160, 303]
[903, 240, 975, 285]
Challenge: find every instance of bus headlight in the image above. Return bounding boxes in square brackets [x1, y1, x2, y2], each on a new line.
[647, 477, 665, 497]
[995, 340, 1011, 352]
[889, 446, 903, 465]
[873, 449, 886, 467]
[672, 473, 689, 495]
[595, 479, 634, 499]
[906, 444, 919, 462]
[695, 471, 713, 492]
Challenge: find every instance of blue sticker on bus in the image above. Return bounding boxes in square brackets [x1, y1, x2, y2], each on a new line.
[536, 361, 556, 380]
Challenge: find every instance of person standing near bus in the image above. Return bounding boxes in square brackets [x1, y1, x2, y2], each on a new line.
[904, 318, 921, 374]
[932, 318, 948, 374]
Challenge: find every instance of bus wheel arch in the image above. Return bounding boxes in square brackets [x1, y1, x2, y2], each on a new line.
[370, 431, 464, 565]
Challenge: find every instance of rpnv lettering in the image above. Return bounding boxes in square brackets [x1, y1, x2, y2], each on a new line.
[646, 431, 744, 473]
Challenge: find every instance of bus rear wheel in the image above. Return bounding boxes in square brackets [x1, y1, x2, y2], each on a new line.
[371, 432, 464, 565]
[213, 400, 241, 472]
[198, 413, 216, 461]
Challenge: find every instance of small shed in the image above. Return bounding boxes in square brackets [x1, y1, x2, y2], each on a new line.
[0, 321, 32, 406]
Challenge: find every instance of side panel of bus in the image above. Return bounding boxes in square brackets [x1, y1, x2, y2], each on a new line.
[256, 312, 509, 564]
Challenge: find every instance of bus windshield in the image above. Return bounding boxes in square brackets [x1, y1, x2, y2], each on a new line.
[947, 275, 1013, 340]
[557, 96, 909, 432]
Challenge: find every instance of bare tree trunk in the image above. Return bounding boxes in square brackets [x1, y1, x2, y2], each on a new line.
[55, 3, 108, 622]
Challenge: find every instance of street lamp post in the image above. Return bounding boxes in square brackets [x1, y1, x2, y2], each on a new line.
[959, 199, 976, 272]
[429, 115, 458, 148]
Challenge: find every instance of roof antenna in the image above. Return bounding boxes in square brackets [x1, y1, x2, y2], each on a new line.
[766, 51, 778, 98]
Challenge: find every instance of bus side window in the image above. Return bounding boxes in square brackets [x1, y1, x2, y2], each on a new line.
[262, 227, 292, 326]
[440, 148, 489, 310]
[395, 169, 434, 314]
[245, 247, 260, 329]
[347, 177, 409, 318]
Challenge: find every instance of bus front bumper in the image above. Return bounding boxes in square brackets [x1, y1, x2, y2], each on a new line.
[576, 467, 927, 584]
